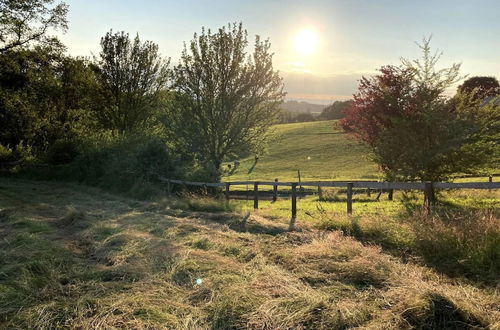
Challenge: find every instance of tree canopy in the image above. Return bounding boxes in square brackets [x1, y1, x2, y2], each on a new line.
[0, 0, 68, 53]
[340, 38, 497, 181]
[94, 30, 170, 134]
[319, 100, 352, 120]
[166, 23, 285, 180]
[458, 76, 500, 100]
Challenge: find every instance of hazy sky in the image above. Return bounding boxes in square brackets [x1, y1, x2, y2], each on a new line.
[60, 0, 500, 104]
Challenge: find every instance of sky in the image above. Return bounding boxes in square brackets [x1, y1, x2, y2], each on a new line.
[59, 0, 500, 104]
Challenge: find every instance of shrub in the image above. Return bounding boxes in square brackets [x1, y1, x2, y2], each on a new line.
[46, 139, 80, 165]
[63, 135, 180, 198]
[0, 144, 14, 164]
[135, 138, 176, 180]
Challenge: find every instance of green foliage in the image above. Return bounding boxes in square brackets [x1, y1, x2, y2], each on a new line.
[452, 92, 500, 172]
[0, 144, 13, 163]
[94, 30, 170, 134]
[0, 0, 68, 53]
[277, 110, 317, 123]
[65, 135, 178, 198]
[457, 76, 500, 100]
[319, 100, 352, 120]
[0, 46, 98, 163]
[46, 139, 79, 165]
[166, 22, 285, 181]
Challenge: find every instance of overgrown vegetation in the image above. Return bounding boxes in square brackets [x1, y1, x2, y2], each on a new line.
[1, 178, 498, 328]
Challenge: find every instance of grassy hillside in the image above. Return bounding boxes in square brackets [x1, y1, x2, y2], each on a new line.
[223, 120, 379, 182]
[1, 178, 499, 328]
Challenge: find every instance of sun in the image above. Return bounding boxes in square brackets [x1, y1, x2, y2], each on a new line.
[294, 29, 318, 56]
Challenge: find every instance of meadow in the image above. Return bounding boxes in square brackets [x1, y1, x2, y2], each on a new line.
[223, 120, 379, 182]
[0, 178, 499, 329]
[1, 120, 499, 329]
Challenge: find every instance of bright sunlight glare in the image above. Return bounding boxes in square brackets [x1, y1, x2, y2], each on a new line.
[294, 29, 318, 56]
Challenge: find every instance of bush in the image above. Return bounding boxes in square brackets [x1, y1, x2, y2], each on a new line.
[0, 144, 14, 164]
[46, 139, 80, 165]
[135, 139, 176, 180]
[63, 135, 180, 198]
[0, 142, 36, 168]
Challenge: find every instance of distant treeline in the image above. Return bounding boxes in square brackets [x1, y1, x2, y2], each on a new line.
[278, 100, 353, 123]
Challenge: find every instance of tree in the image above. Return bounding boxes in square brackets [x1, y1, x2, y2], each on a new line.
[94, 30, 170, 134]
[0, 0, 68, 53]
[457, 76, 499, 100]
[0, 46, 97, 162]
[319, 100, 352, 120]
[340, 37, 493, 182]
[167, 23, 285, 180]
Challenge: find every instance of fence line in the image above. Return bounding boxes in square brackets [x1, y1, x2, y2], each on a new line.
[158, 176, 499, 230]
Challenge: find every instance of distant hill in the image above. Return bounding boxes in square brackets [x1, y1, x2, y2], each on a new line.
[280, 100, 326, 114]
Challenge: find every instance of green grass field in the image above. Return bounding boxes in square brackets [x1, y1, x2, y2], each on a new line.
[223, 120, 379, 182]
[1, 121, 498, 328]
[223, 120, 498, 183]
[1, 178, 499, 328]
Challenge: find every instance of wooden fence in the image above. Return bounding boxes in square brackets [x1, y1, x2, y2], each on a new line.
[158, 177, 499, 230]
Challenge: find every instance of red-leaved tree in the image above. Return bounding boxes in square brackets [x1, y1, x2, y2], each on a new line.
[340, 65, 416, 148]
[340, 38, 496, 182]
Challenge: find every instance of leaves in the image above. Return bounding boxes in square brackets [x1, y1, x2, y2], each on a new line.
[94, 30, 170, 134]
[166, 23, 285, 180]
[0, 0, 68, 53]
[340, 38, 497, 181]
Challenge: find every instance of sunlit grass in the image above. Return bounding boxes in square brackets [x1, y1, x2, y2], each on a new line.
[0, 178, 499, 328]
[222, 120, 498, 184]
[223, 120, 379, 181]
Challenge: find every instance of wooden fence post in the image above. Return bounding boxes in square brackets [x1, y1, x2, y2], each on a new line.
[167, 179, 172, 197]
[318, 186, 323, 200]
[388, 189, 393, 201]
[423, 182, 433, 215]
[367, 188, 371, 197]
[253, 182, 259, 209]
[489, 176, 493, 192]
[347, 182, 353, 214]
[289, 183, 297, 230]
[225, 183, 230, 201]
[272, 178, 278, 202]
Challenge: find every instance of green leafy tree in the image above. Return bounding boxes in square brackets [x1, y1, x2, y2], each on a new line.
[319, 100, 353, 120]
[0, 46, 97, 163]
[457, 76, 499, 100]
[0, 0, 68, 53]
[94, 30, 170, 134]
[167, 23, 285, 180]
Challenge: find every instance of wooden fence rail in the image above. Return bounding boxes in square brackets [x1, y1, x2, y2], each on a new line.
[158, 177, 499, 230]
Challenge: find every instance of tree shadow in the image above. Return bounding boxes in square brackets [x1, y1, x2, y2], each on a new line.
[247, 159, 258, 174]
